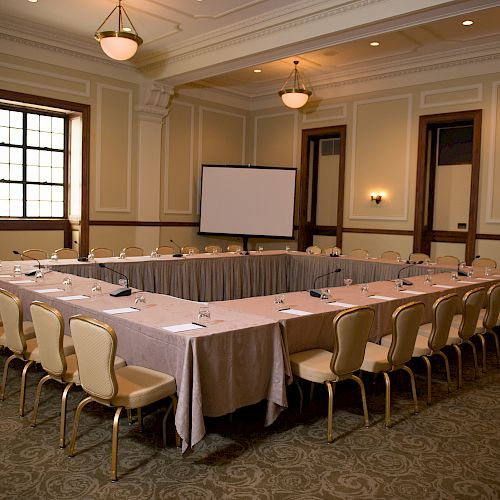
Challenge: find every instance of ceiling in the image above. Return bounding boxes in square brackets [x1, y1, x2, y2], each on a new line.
[1, 0, 500, 104]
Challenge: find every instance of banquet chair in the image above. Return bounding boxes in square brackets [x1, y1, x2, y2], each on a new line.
[30, 301, 126, 447]
[22, 249, 48, 261]
[349, 249, 369, 259]
[423, 287, 485, 388]
[306, 245, 322, 255]
[361, 301, 425, 427]
[227, 244, 243, 253]
[90, 247, 114, 258]
[476, 283, 500, 371]
[324, 246, 342, 256]
[381, 250, 401, 261]
[54, 248, 78, 259]
[68, 315, 179, 481]
[181, 246, 200, 255]
[382, 294, 457, 405]
[409, 252, 430, 262]
[472, 257, 497, 269]
[436, 255, 460, 266]
[205, 245, 222, 254]
[155, 246, 174, 255]
[122, 246, 144, 257]
[289, 306, 374, 443]
[0, 288, 39, 416]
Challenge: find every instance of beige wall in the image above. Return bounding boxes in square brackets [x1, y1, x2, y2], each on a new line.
[2, 51, 500, 264]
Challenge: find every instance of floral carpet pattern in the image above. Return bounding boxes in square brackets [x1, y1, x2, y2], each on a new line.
[1, 349, 499, 499]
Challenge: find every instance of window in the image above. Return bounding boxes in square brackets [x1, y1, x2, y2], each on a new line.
[0, 105, 67, 218]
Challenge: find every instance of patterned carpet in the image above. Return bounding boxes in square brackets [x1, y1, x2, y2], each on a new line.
[1, 346, 499, 499]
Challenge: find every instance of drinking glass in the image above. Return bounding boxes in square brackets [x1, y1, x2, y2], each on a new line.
[285, 245, 290, 252]
[118, 278, 128, 288]
[360, 283, 369, 296]
[188, 248, 195, 256]
[35, 269, 44, 282]
[62, 276, 72, 289]
[258, 245, 264, 253]
[50, 252, 58, 262]
[451, 271, 458, 281]
[119, 251, 126, 259]
[87, 252, 95, 262]
[274, 294, 285, 305]
[320, 289, 331, 300]
[424, 273, 433, 286]
[91, 283, 102, 296]
[485, 266, 491, 277]
[394, 278, 403, 291]
[14, 264, 22, 278]
[467, 268, 474, 278]
[343, 278, 353, 287]
[134, 295, 146, 305]
[197, 305, 211, 322]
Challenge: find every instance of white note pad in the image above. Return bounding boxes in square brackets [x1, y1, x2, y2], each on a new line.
[103, 307, 140, 315]
[476, 277, 496, 281]
[163, 323, 205, 333]
[279, 308, 312, 316]
[0, 274, 13, 278]
[329, 302, 356, 308]
[458, 280, 477, 284]
[35, 288, 64, 293]
[59, 295, 89, 301]
[7, 280, 35, 284]
[400, 290, 425, 295]
[432, 284, 455, 289]
[368, 295, 395, 300]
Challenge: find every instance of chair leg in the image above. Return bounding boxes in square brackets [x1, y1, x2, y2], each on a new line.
[0, 354, 16, 400]
[351, 374, 370, 427]
[401, 365, 419, 415]
[465, 340, 479, 379]
[137, 407, 143, 432]
[477, 333, 487, 373]
[111, 406, 124, 481]
[453, 344, 463, 389]
[422, 356, 432, 405]
[383, 372, 391, 427]
[68, 396, 93, 458]
[59, 382, 74, 448]
[162, 394, 181, 448]
[492, 330, 500, 367]
[19, 360, 35, 417]
[436, 351, 452, 394]
[31, 374, 52, 427]
[294, 377, 304, 413]
[325, 381, 334, 443]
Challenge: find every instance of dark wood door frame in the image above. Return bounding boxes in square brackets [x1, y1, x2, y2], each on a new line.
[413, 110, 482, 264]
[298, 125, 346, 250]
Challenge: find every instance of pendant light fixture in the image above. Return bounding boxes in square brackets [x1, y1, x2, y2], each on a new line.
[95, 0, 143, 61]
[278, 60, 312, 109]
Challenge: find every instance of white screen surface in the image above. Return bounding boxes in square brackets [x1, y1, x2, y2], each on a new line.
[199, 165, 296, 237]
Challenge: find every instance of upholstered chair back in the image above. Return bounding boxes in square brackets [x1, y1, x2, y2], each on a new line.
[427, 293, 458, 351]
[458, 288, 486, 341]
[483, 283, 500, 330]
[0, 289, 26, 355]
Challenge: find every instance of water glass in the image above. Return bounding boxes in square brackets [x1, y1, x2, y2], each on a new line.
[397, 255, 403, 263]
[50, 252, 58, 262]
[91, 282, 102, 296]
[343, 278, 353, 287]
[134, 295, 146, 305]
[394, 278, 403, 291]
[62, 276, 72, 289]
[485, 266, 491, 277]
[197, 305, 211, 322]
[451, 271, 458, 281]
[285, 245, 290, 252]
[320, 289, 331, 300]
[119, 251, 126, 259]
[87, 252, 95, 262]
[467, 268, 474, 278]
[188, 248, 195, 256]
[150, 250, 159, 259]
[118, 278, 128, 288]
[35, 269, 44, 282]
[360, 283, 369, 296]
[424, 273, 433, 286]
[14, 264, 22, 278]
[274, 294, 285, 305]
[258, 245, 264, 253]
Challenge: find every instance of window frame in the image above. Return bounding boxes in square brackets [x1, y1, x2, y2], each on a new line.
[0, 102, 70, 219]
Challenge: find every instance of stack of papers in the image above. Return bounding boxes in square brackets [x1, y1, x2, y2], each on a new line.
[163, 323, 205, 333]
[279, 308, 312, 316]
[367, 295, 395, 300]
[59, 295, 89, 301]
[329, 302, 356, 308]
[103, 307, 140, 315]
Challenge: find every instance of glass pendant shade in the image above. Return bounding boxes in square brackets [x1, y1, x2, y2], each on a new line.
[278, 60, 312, 109]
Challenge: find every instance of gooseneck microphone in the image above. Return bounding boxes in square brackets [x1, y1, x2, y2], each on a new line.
[98, 263, 132, 297]
[169, 239, 183, 258]
[13, 250, 41, 276]
[310, 268, 341, 297]
[397, 261, 423, 286]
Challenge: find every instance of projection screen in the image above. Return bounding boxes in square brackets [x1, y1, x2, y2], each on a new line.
[199, 165, 297, 238]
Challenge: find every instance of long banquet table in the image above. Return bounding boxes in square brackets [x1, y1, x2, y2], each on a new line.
[1, 257, 497, 452]
[50, 251, 453, 301]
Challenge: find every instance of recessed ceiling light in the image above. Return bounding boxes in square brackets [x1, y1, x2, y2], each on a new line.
[253, 69, 262, 73]
[462, 19, 474, 26]
[28, 0, 38, 3]
[370, 41, 380, 47]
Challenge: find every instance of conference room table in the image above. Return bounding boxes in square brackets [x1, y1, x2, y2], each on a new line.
[49, 251, 453, 301]
[1, 257, 498, 452]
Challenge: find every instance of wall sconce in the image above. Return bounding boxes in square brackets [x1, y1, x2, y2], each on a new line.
[370, 192, 383, 204]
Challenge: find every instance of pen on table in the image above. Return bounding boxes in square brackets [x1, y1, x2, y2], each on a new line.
[192, 321, 207, 327]
[278, 307, 290, 311]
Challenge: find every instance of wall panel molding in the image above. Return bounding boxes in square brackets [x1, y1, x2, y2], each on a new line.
[95, 84, 133, 213]
[486, 81, 500, 223]
[420, 83, 482, 109]
[349, 94, 412, 221]
[164, 101, 195, 215]
[303, 104, 347, 123]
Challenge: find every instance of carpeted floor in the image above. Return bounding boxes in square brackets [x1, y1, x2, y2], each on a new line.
[1, 345, 499, 499]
